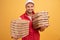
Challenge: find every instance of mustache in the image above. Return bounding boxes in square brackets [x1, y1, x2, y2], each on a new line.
[28, 9, 33, 10]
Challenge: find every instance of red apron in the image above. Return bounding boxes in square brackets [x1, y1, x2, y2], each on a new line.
[20, 11, 40, 40]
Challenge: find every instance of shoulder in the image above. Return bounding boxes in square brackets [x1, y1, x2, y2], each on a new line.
[19, 13, 26, 19]
[20, 13, 26, 17]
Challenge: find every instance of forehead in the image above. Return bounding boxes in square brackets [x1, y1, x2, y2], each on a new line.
[26, 2, 34, 6]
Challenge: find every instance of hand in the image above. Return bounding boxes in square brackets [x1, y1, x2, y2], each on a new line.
[12, 37, 18, 40]
[39, 26, 46, 32]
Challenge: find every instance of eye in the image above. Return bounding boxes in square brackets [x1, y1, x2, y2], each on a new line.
[31, 6, 33, 7]
[27, 6, 30, 8]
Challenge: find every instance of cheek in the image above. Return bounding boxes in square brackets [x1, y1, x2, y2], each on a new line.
[26, 7, 30, 10]
[26, 7, 34, 11]
[31, 7, 34, 10]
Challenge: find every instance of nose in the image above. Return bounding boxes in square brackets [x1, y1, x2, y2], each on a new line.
[29, 6, 33, 9]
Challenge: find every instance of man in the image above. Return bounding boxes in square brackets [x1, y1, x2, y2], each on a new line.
[20, 0, 40, 40]
[13, 0, 40, 40]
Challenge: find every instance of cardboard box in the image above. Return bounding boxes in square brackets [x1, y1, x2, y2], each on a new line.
[32, 11, 49, 30]
[10, 19, 29, 38]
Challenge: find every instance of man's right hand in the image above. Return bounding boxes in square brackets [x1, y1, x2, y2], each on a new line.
[12, 37, 18, 40]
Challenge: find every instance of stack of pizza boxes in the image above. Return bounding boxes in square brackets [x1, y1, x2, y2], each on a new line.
[32, 11, 49, 30]
[10, 11, 49, 39]
[10, 18, 29, 38]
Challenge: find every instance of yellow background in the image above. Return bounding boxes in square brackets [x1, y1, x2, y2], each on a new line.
[0, 0, 60, 40]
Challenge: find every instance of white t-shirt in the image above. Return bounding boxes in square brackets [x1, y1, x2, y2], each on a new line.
[28, 16, 32, 21]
